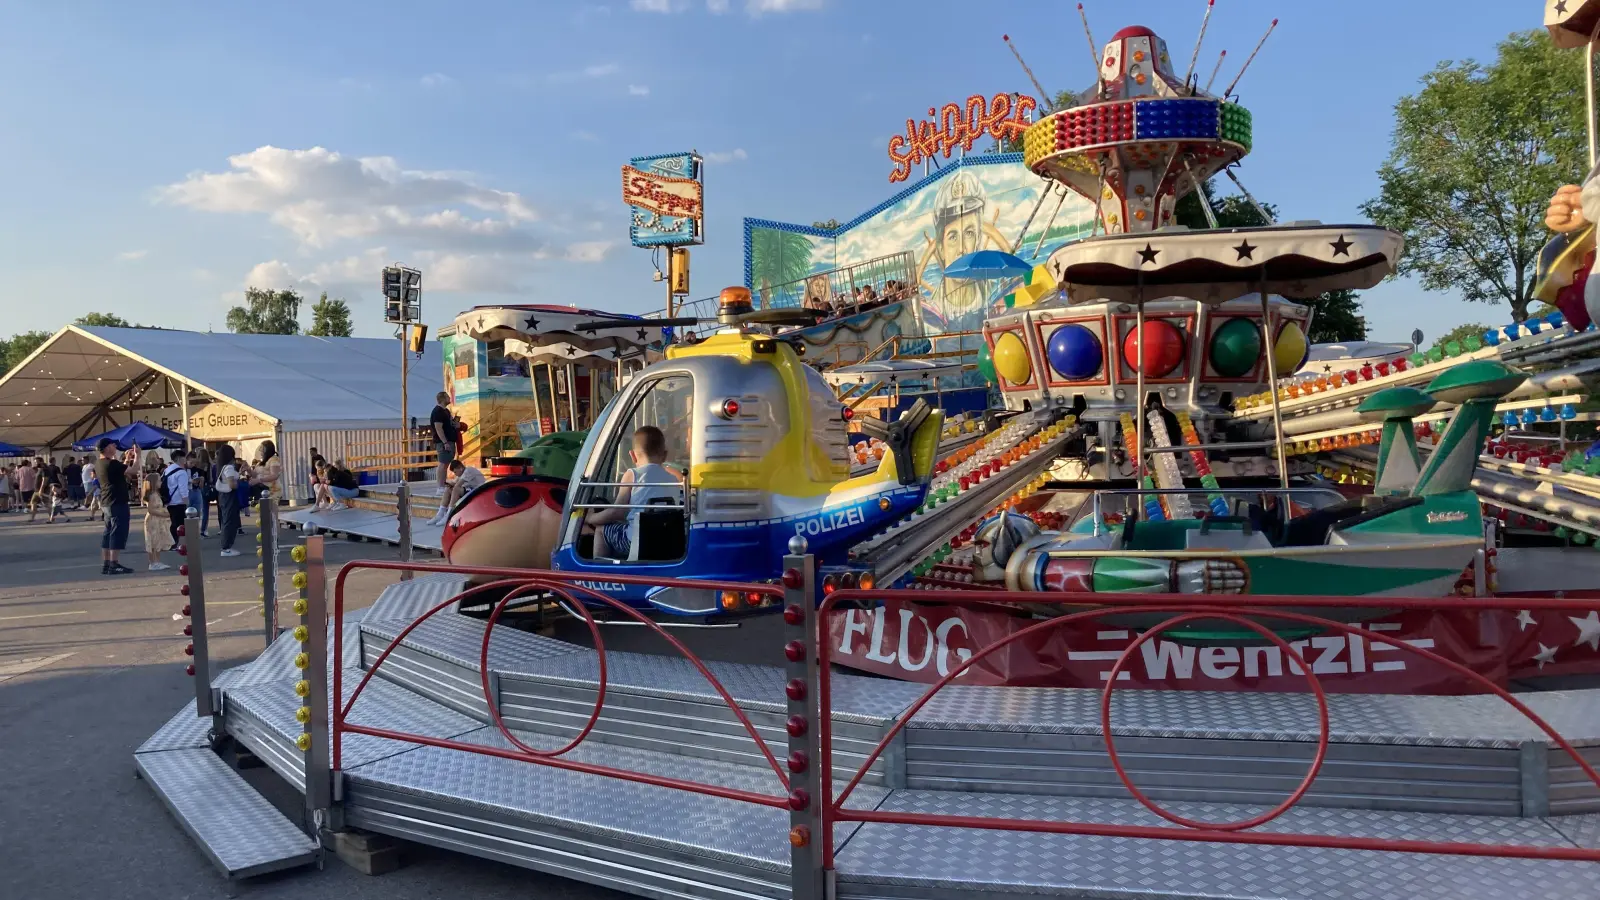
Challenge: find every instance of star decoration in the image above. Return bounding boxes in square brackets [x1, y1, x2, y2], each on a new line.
[524, 315, 541, 330]
[476, 316, 486, 330]
[1137, 244, 1160, 265]
[1534, 643, 1558, 669]
[1516, 609, 1537, 631]
[1329, 235, 1353, 257]
[1233, 240, 1256, 261]
[636, 328, 649, 342]
[1569, 610, 1600, 651]
[1557, 0, 1569, 13]
[566, 346, 578, 357]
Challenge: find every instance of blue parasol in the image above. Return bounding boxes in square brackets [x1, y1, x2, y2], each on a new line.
[0, 440, 32, 457]
[942, 250, 1034, 280]
[72, 421, 186, 452]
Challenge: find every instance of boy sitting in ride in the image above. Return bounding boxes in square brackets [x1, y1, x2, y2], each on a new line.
[585, 425, 683, 560]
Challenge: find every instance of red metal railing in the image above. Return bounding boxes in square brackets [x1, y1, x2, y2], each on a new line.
[817, 589, 1600, 868]
[331, 560, 792, 809]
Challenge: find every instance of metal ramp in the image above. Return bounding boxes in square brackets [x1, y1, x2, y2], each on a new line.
[135, 705, 318, 879]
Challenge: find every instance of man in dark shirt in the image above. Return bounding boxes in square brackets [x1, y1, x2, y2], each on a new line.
[94, 438, 133, 575]
[41, 458, 62, 493]
[429, 392, 457, 488]
[62, 457, 83, 508]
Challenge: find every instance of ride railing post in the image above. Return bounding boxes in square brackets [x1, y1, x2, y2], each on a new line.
[396, 481, 413, 582]
[181, 512, 213, 718]
[260, 496, 279, 646]
[781, 541, 825, 900]
[293, 535, 336, 831]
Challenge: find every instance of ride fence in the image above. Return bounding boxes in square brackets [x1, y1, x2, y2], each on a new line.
[310, 555, 1600, 899]
[816, 587, 1600, 873]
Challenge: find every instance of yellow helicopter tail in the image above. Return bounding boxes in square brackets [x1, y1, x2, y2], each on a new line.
[842, 399, 944, 492]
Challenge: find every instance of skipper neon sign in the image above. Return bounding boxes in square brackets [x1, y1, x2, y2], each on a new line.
[887, 92, 1039, 183]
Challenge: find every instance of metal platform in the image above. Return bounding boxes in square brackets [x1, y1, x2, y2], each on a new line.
[134, 701, 319, 880]
[138, 573, 1600, 896]
[278, 504, 446, 551]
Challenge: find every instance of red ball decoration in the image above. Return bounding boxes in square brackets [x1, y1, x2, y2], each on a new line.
[178, 565, 189, 576]
[1121, 320, 1186, 377]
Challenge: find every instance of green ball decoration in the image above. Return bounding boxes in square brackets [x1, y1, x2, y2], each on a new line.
[1209, 317, 1263, 378]
[976, 343, 997, 384]
[1445, 340, 1462, 358]
[1411, 352, 1427, 367]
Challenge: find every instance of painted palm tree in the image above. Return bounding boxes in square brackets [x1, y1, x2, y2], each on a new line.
[750, 228, 814, 308]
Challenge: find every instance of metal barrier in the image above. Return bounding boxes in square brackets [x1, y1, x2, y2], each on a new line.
[815, 588, 1600, 874]
[325, 560, 801, 810]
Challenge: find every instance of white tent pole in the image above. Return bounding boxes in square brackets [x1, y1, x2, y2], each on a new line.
[181, 382, 192, 452]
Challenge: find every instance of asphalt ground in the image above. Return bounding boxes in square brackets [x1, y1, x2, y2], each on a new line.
[0, 509, 642, 900]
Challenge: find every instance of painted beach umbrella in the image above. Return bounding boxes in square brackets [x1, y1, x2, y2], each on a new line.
[943, 250, 1034, 281]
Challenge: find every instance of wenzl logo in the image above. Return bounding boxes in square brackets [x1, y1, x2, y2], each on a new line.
[1070, 623, 1434, 681]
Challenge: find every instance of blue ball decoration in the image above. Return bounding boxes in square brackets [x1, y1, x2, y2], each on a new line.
[1547, 311, 1566, 329]
[1046, 323, 1103, 380]
[1483, 330, 1500, 346]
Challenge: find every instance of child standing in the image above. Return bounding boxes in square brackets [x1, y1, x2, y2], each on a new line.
[141, 470, 171, 571]
[45, 482, 72, 523]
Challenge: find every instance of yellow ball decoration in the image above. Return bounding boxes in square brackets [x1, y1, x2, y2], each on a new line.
[290, 545, 307, 564]
[293, 598, 308, 615]
[992, 332, 1032, 385]
[293, 625, 309, 642]
[293, 652, 309, 670]
[291, 571, 308, 589]
[256, 548, 262, 558]
[294, 679, 310, 697]
[295, 705, 312, 724]
[255, 532, 263, 544]
[256, 578, 265, 586]
[1273, 321, 1308, 375]
[256, 563, 263, 573]
[295, 733, 312, 751]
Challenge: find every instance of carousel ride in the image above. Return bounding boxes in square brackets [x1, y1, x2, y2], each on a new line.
[132, 7, 1600, 900]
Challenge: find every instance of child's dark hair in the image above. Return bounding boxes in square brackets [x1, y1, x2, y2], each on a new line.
[633, 426, 667, 461]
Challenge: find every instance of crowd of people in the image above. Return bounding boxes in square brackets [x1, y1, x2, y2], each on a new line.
[2, 439, 289, 575]
[803, 279, 915, 319]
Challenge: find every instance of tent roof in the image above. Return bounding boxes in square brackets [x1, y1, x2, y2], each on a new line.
[0, 326, 444, 448]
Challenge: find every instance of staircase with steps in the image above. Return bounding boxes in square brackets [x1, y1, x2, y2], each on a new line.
[136, 574, 1600, 897]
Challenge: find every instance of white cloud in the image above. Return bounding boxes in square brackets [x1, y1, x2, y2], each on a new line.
[244, 260, 299, 291]
[703, 148, 748, 164]
[746, 0, 823, 12]
[707, 0, 730, 11]
[583, 62, 619, 78]
[630, 0, 676, 10]
[544, 62, 622, 83]
[115, 249, 148, 262]
[171, 145, 613, 300]
[628, 83, 651, 96]
[419, 72, 453, 88]
[571, 130, 601, 142]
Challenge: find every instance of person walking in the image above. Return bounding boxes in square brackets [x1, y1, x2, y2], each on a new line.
[17, 459, 38, 522]
[190, 448, 212, 537]
[161, 450, 191, 550]
[429, 392, 458, 488]
[80, 458, 102, 520]
[215, 445, 242, 557]
[95, 438, 133, 575]
[62, 456, 83, 509]
[140, 469, 170, 571]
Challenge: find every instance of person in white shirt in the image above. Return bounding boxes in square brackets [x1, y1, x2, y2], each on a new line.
[428, 459, 486, 525]
[81, 461, 102, 520]
[161, 450, 192, 550]
[583, 426, 683, 559]
[214, 445, 243, 556]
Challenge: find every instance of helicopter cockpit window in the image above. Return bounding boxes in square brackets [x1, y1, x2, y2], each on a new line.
[573, 373, 692, 562]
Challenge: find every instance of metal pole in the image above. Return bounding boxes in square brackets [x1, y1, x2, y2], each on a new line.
[399, 327, 412, 577]
[180, 383, 192, 453]
[1590, 39, 1599, 168]
[298, 535, 334, 824]
[183, 511, 213, 718]
[1259, 273, 1290, 488]
[1032, 185, 1068, 258]
[1134, 273, 1146, 481]
[546, 364, 561, 432]
[783, 539, 825, 900]
[261, 497, 279, 646]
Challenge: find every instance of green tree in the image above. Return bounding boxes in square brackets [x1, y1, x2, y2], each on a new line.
[811, 219, 841, 231]
[226, 287, 303, 334]
[1361, 30, 1586, 322]
[1429, 322, 1493, 354]
[306, 293, 354, 337]
[73, 312, 134, 328]
[1, 330, 52, 377]
[1304, 289, 1368, 343]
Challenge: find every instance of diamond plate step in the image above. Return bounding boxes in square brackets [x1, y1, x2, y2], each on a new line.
[135, 748, 319, 879]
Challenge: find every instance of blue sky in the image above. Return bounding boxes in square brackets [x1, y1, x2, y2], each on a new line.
[0, 0, 1539, 343]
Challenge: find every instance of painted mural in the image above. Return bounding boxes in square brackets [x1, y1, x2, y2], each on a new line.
[745, 154, 1095, 337]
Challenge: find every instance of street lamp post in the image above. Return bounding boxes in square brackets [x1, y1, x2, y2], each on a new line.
[383, 264, 422, 580]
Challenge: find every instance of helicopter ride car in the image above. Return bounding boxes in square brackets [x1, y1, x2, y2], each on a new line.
[440, 287, 946, 619]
